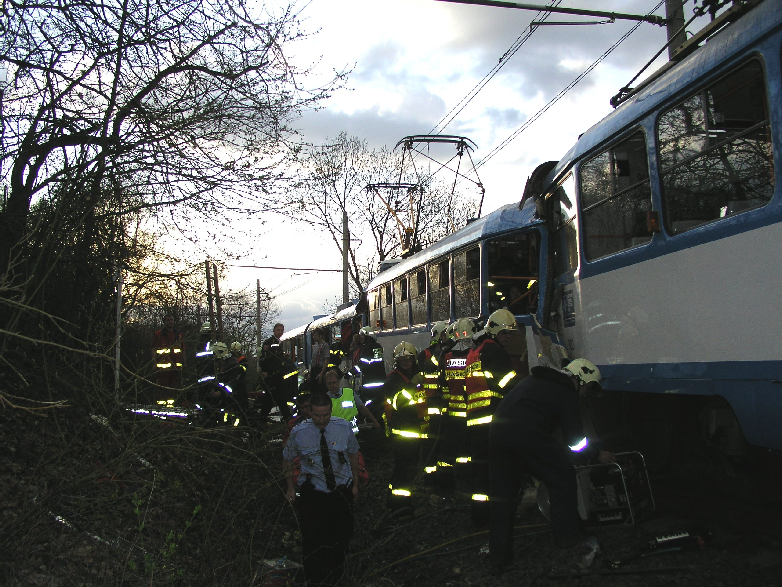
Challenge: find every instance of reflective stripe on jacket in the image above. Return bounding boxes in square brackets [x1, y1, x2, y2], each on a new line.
[464, 339, 516, 426]
[331, 387, 359, 430]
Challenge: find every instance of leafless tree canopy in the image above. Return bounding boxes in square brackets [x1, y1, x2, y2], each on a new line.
[0, 0, 342, 278]
[286, 132, 480, 293]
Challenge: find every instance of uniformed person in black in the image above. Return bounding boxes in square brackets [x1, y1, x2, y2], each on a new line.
[488, 359, 615, 574]
[259, 323, 295, 421]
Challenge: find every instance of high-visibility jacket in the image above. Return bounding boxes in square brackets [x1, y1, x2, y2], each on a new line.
[464, 339, 517, 427]
[331, 387, 359, 433]
[383, 368, 429, 439]
[418, 346, 444, 416]
[152, 329, 184, 371]
[442, 349, 470, 418]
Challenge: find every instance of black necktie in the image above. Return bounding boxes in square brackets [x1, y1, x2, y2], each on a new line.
[320, 429, 336, 491]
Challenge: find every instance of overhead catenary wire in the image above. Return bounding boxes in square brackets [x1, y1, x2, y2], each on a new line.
[476, 0, 667, 169]
[429, 0, 563, 135]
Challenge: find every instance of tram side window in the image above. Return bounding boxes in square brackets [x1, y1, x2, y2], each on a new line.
[379, 283, 392, 330]
[395, 277, 409, 329]
[368, 289, 380, 330]
[580, 131, 652, 261]
[486, 232, 540, 314]
[410, 269, 428, 326]
[454, 247, 480, 318]
[548, 173, 579, 276]
[430, 259, 450, 322]
[658, 60, 774, 234]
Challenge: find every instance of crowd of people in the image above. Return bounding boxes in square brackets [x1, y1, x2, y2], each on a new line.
[276, 311, 614, 585]
[149, 312, 614, 584]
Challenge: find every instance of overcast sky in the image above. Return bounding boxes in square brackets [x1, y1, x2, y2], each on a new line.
[223, 0, 701, 333]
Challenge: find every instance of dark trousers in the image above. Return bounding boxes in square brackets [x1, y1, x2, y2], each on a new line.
[489, 421, 579, 565]
[296, 485, 354, 587]
[388, 435, 421, 509]
[468, 423, 492, 525]
[260, 375, 292, 421]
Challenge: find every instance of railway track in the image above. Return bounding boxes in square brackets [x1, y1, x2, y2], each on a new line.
[650, 475, 782, 539]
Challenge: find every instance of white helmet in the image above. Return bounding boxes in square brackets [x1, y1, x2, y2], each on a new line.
[230, 341, 242, 354]
[212, 342, 229, 359]
[430, 321, 449, 344]
[393, 341, 417, 360]
[563, 358, 602, 386]
[360, 326, 377, 340]
[451, 317, 478, 340]
[479, 309, 518, 337]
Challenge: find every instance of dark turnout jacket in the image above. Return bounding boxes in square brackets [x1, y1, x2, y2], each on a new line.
[493, 366, 598, 461]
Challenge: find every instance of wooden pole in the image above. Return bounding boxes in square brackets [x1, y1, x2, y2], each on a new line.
[213, 264, 223, 341]
[342, 211, 350, 304]
[205, 261, 216, 343]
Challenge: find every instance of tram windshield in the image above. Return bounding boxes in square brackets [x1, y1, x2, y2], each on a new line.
[486, 232, 540, 315]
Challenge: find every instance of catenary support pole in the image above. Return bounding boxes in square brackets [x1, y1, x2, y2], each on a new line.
[343, 210, 350, 304]
[665, 0, 686, 59]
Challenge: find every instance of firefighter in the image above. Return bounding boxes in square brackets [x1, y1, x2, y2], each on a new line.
[150, 314, 185, 405]
[383, 341, 427, 511]
[417, 321, 449, 485]
[328, 333, 347, 379]
[488, 359, 615, 574]
[259, 323, 296, 422]
[438, 317, 478, 491]
[196, 341, 240, 427]
[352, 326, 386, 418]
[223, 341, 249, 418]
[464, 309, 519, 526]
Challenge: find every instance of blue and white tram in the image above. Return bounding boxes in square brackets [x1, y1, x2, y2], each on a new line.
[530, 0, 782, 469]
[279, 301, 364, 374]
[364, 201, 547, 372]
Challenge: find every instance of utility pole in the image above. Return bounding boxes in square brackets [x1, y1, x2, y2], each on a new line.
[342, 210, 350, 304]
[212, 264, 223, 340]
[256, 279, 262, 350]
[665, 0, 686, 59]
[205, 261, 216, 343]
[114, 263, 122, 402]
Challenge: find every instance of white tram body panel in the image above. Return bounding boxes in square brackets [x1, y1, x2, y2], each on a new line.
[567, 221, 782, 367]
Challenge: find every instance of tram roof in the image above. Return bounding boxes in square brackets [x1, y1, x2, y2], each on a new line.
[280, 323, 309, 342]
[366, 199, 541, 290]
[545, 0, 781, 187]
[334, 303, 359, 321]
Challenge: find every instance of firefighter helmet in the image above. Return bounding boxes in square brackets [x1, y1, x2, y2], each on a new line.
[430, 321, 449, 344]
[200, 323, 212, 334]
[393, 341, 417, 359]
[230, 341, 242, 354]
[212, 342, 229, 359]
[563, 358, 602, 386]
[359, 326, 377, 340]
[452, 317, 478, 340]
[480, 309, 519, 336]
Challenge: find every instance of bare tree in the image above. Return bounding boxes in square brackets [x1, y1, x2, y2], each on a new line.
[0, 0, 342, 282]
[287, 132, 479, 293]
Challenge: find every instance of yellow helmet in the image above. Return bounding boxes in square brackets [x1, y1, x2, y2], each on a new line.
[563, 358, 602, 386]
[393, 341, 417, 359]
[481, 309, 518, 336]
[430, 321, 449, 344]
[452, 317, 478, 340]
[230, 341, 242, 354]
[212, 342, 229, 359]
